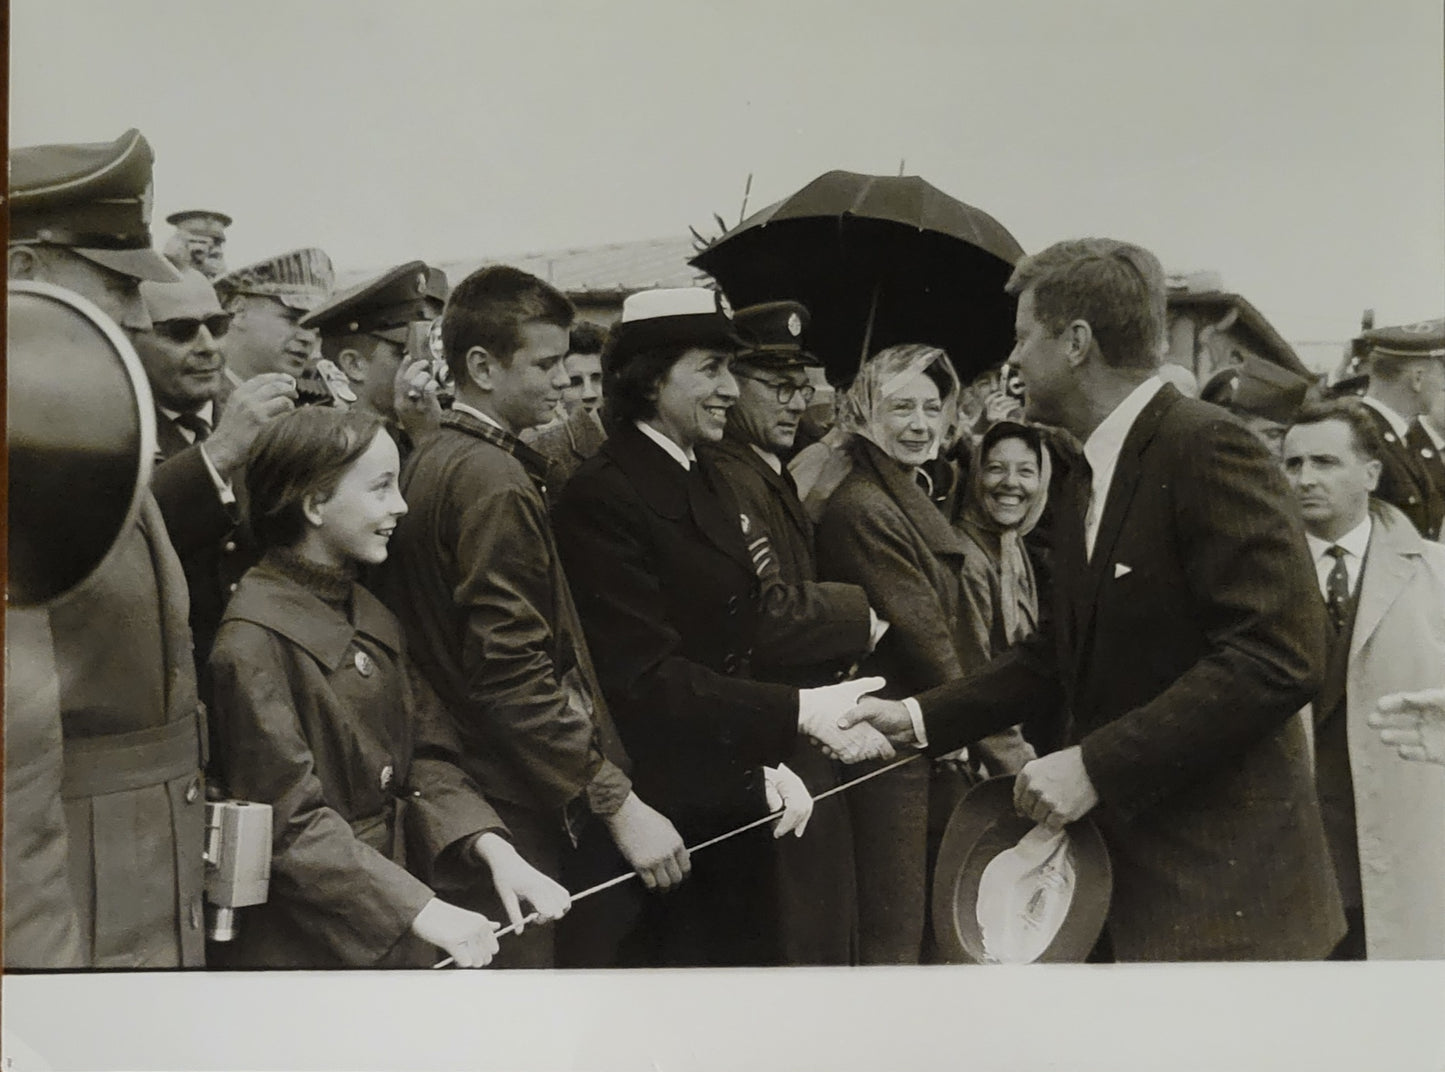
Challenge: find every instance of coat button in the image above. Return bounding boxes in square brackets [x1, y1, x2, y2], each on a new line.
[223, 540, 237, 553]
[354, 651, 374, 677]
[185, 777, 201, 804]
[228, 582, 239, 593]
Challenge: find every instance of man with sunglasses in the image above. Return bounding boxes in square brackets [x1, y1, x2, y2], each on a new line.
[139, 268, 298, 720]
[702, 300, 884, 965]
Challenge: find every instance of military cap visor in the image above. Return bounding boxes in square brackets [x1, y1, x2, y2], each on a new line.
[299, 260, 448, 337]
[733, 300, 820, 369]
[10, 128, 179, 282]
[215, 247, 335, 311]
[1229, 355, 1312, 424]
[1359, 318, 1445, 361]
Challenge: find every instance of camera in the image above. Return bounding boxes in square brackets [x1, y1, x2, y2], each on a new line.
[204, 799, 273, 942]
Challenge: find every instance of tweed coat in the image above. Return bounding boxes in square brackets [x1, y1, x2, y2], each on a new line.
[915, 386, 1345, 961]
[531, 406, 608, 509]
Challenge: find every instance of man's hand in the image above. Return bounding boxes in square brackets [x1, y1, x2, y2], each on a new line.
[205, 373, 297, 475]
[835, 695, 917, 747]
[798, 677, 895, 764]
[1368, 687, 1445, 766]
[1013, 746, 1099, 831]
[603, 792, 691, 891]
[392, 352, 443, 445]
[763, 763, 813, 838]
[472, 832, 571, 934]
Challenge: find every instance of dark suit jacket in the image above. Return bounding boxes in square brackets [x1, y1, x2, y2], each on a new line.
[149, 404, 255, 712]
[1361, 403, 1443, 540]
[916, 385, 1343, 961]
[703, 428, 871, 683]
[553, 424, 800, 838]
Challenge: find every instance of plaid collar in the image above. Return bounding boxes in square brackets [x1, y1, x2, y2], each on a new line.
[441, 407, 548, 484]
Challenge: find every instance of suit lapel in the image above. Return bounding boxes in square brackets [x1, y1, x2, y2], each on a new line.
[1350, 509, 1421, 661]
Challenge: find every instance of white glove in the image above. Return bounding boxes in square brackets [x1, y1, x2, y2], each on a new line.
[763, 763, 814, 839]
[797, 676, 895, 764]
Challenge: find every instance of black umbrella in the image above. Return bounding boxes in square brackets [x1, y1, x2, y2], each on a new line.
[691, 169, 1026, 386]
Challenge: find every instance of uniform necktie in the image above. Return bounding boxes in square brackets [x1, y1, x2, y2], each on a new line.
[1324, 544, 1351, 632]
[174, 411, 211, 443]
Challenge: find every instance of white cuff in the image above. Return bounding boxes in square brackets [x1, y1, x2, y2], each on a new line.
[199, 443, 237, 506]
[903, 697, 928, 749]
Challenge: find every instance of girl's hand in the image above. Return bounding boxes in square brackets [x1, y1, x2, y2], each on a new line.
[409, 896, 499, 968]
[473, 832, 572, 933]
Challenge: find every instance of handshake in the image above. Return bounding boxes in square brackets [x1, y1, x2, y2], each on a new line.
[797, 678, 920, 764]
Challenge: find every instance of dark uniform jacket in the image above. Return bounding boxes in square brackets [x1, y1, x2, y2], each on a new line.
[210, 554, 507, 968]
[1361, 400, 1444, 540]
[554, 424, 801, 836]
[1406, 418, 1445, 526]
[915, 387, 1344, 961]
[554, 424, 803, 966]
[532, 406, 608, 509]
[702, 426, 871, 966]
[378, 410, 631, 838]
[47, 495, 208, 968]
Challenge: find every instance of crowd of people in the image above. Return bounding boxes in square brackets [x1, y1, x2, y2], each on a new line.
[6, 127, 1444, 973]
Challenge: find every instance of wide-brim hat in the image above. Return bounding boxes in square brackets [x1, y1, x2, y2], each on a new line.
[931, 775, 1112, 964]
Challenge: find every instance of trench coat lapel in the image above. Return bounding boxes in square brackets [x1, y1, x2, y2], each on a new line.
[1350, 507, 1421, 662]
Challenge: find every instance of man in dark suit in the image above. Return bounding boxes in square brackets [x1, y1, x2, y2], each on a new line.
[841, 237, 1344, 961]
[135, 268, 296, 711]
[1358, 317, 1445, 540]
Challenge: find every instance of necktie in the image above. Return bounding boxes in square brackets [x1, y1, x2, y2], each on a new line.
[1324, 545, 1351, 632]
[174, 411, 211, 443]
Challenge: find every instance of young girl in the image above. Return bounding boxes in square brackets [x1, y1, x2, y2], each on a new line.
[209, 407, 570, 968]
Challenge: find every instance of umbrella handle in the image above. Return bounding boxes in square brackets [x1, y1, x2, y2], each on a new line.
[860, 279, 881, 365]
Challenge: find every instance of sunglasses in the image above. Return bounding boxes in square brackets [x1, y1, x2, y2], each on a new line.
[152, 313, 233, 344]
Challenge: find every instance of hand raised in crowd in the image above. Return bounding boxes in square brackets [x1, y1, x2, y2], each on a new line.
[834, 695, 918, 748]
[204, 372, 298, 476]
[604, 791, 691, 891]
[409, 896, 501, 968]
[1368, 687, 1445, 766]
[763, 763, 813, 839]
[392, 352, 444, 445]
[1013, 746, 1099, 831]
[472, 831, 572, 934]
[981, 387, 1024, 427]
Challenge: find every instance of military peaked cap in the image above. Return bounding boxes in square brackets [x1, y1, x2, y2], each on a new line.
[299, 260, 448, 341]
[214, 248, 334, 311]
[733, 300, 819, 370]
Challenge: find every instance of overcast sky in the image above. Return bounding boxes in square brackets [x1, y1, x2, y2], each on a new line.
[11, 0, 1443, 368]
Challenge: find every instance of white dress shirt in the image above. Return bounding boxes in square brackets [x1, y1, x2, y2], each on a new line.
[1418, 416, 1444, 451]
[749, 442, 783, 475]
[160, 400, 234, 504]
[635, 420, 693, 469]
[903, 374, 1167, 745]
[1081, 376, 1165, 560]
[1305, 516, 1372, 599]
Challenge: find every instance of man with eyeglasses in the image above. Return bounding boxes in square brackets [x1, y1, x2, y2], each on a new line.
[138, 268, 298, 722]
[702, 300, 885, 965]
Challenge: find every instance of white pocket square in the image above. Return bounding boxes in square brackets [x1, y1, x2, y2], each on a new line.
[1114, 563, 1132, 579]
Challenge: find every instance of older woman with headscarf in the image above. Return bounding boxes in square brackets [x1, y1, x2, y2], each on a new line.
[814, 344, 1035, 964]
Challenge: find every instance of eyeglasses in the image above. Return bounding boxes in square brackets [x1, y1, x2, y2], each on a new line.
[152, 313, 233, 344]
[734, 372, 815, 405]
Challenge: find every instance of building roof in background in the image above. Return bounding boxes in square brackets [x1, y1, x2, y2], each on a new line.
[340, 240, 1312, 373]
[337, 236, 703, 298]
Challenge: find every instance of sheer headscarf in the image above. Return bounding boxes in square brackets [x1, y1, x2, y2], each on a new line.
[955, 419, 1051, 643]
[792, 343, 963, 519]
